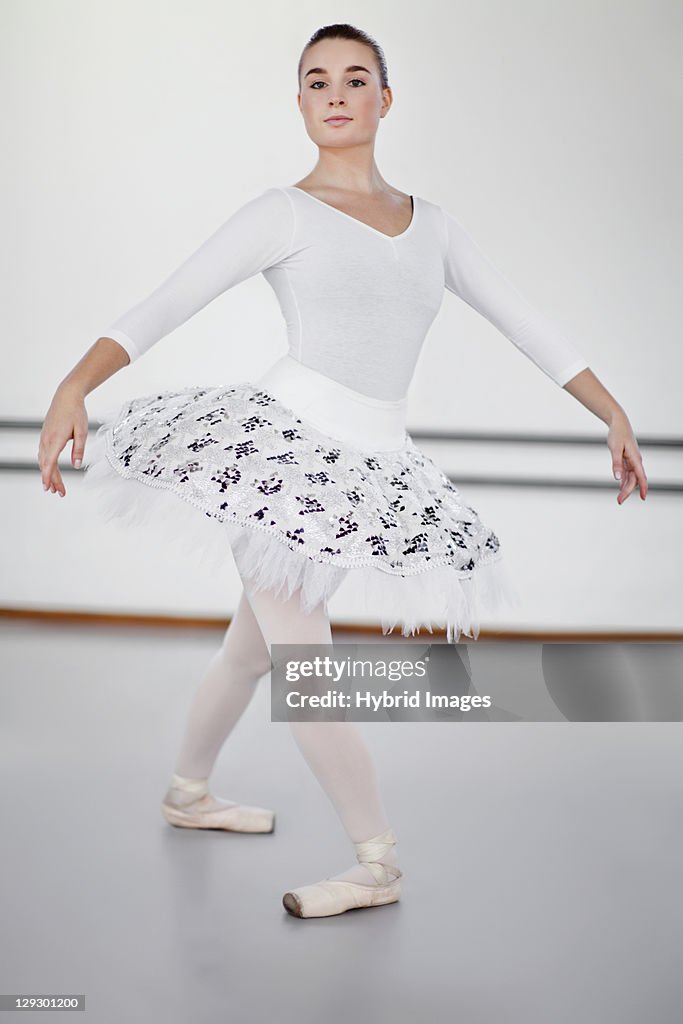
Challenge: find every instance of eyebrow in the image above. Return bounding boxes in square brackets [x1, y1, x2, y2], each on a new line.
[303, 65, 372, 79]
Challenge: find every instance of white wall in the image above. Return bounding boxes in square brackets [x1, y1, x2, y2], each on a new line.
[3, 0, 681, 631]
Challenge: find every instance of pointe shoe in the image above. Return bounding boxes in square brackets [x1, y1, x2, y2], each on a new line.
[160, 773, 275, 834]
[282, 828, 402, 918]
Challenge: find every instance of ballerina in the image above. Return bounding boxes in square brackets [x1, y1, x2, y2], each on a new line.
[38, 23, 647, 918]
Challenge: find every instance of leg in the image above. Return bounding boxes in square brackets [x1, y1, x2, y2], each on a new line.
[235, 569, 401, 889]
[162, 588, 272, 820]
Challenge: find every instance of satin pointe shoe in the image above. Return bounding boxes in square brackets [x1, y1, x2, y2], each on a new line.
[160, 772, 275, 833]
[282, 828, 402, 918]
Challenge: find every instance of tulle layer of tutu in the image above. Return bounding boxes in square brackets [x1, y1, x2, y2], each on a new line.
[82, 384, 522, 642]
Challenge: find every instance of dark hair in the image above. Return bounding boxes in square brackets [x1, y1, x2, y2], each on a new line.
[298, 23, 389, 91]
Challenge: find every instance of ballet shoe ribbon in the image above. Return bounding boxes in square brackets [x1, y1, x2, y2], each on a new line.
[170, 772, 210, 796]
[353, 828, 402, 883]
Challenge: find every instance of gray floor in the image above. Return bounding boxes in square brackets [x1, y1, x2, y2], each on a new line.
[1, 620, 682, 1023]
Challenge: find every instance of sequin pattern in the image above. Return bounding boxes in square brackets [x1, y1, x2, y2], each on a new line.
[102, 383, 501, 577]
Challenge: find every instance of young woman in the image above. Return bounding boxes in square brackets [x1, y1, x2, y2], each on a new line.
[38, 24, 648, 919]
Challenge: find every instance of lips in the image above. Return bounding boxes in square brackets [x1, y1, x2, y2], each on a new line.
[325, 117, 351, 123]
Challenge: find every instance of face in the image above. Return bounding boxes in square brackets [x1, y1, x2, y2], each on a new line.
[298, 38, 392, 148]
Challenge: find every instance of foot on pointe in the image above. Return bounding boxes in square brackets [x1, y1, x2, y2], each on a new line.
[282, 828, 402, 918]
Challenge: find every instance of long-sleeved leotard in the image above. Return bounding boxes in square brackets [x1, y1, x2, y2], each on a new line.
[101, 185, 589, 401]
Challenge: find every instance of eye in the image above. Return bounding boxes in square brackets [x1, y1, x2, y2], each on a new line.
[309, 78, 367, 89]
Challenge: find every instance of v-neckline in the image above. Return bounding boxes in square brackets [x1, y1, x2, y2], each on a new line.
[285, 186, 417, 241]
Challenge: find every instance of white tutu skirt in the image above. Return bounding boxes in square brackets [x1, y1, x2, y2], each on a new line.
[83, 355, 521, 642]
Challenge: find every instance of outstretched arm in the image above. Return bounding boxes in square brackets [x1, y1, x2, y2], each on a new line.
[98, 186, 294, 363]
[39, 187, 295, 497]
[563, 370, 647, 504]
[440, 208, 647, 504]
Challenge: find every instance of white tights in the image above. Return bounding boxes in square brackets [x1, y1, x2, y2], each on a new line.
[167, 573, 399, 886]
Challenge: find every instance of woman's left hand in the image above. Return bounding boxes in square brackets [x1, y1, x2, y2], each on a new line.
[607, 410, 648, 504]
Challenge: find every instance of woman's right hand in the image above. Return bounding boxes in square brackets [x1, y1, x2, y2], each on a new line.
[38, 384, 89, 497]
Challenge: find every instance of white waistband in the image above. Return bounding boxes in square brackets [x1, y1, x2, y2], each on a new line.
[256, 355, 408, 452]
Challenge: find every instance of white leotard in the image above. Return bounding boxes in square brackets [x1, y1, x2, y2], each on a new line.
[102, 186, 589, 401]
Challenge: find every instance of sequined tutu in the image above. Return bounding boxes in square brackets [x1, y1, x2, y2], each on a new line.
[82, 355, 521, 641]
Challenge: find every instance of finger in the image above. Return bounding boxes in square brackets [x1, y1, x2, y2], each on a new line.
[616, 458, 631, 503]
[638, 468, 648, 499]
[72, 431, 86, 470]
[625, 446, 648, 501]
[625, 469, 637, 499]
[618, 468, 637, 504]
[51, 466, 66, 497]
[612, 449, 624, 483]
[44, 453, 61, 495]
[42, 455, 56, 491]
[632, 456, 648, 500]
